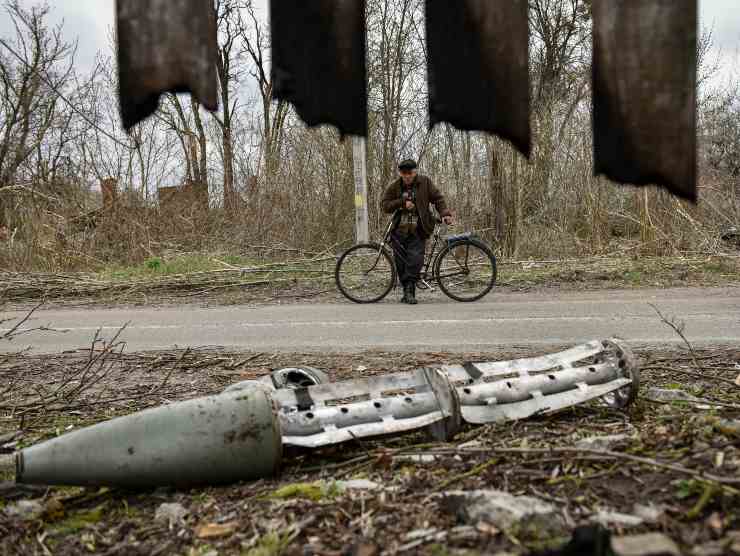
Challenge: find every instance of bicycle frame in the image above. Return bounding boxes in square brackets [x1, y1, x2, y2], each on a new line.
[378, 210, 448, 290]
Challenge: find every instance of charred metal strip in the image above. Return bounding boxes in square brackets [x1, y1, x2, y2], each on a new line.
[592, 0, 697, 201]
[294, 387, 314, 411]
[269, 0, 367, 136]
[116, 0, 219, 130]
[462, 361, 483, 381]
[426, 0, 530, 156]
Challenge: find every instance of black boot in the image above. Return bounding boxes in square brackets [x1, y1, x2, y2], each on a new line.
[407, 282, 418, 305]
[400, 283, 410, 303]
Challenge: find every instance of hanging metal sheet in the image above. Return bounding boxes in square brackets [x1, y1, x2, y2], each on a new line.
[269, 0, 367, 137]
[116, 0, 219, 130]
[592, 0, 697, 200]
[426, 0, 530, 157]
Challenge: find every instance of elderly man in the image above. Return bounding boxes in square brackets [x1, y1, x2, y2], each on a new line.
[382, 159, 453, 304]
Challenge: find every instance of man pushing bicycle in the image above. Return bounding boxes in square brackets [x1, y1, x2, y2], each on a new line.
[382, 159, 453, 304]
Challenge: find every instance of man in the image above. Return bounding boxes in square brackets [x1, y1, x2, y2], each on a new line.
[382, 159, 453, 304]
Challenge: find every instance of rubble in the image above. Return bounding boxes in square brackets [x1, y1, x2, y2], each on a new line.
[592, 509, 644, 528]
[3, 499, 44, 521]
[632, 503, 665, 524]
[154, 503, 189, 528]
[610, 533, 681, 556]
[441, 489, 567, 538]
[575, 434, 630, 451]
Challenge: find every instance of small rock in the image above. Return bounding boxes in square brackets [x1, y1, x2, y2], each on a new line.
[404, 528, 439, 541]
[611, 532, 680, 556]
[632, 503, 664, 523]
[155, 503, 188, 528]
[394, 454, 438, 464]
[457, 440, 483, 449]
[646, 387, 704, 403]
[449, 525, 478, 540]
[441, 490, 566, 538]
[349, 540, 378, 556]
[575, 434, 629, 451]
[336, 479, 381, 491]
[728, 530, 740, 554]
[691, 543, 726, 556]
[4, 499, 44, 521]
[593, 509, 644, 527]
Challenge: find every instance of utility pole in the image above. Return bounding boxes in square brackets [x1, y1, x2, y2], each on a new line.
[352, 136, 369, 243]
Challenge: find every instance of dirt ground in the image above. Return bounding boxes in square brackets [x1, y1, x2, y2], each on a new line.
[1, 341, 739, 555]
[1, 254, 738, 311]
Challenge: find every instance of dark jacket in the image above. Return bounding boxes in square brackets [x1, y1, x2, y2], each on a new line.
[382, 175, 451, 237]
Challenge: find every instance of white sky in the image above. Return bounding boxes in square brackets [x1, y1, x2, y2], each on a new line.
[1, 0, 738, 82]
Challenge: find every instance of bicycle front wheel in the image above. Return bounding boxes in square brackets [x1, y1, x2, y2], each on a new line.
[434, 239, 496, 302]
[335, 243, 397, 303]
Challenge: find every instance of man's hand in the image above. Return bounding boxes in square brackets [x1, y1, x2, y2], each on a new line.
[442, 215, 453, 225]
[404, 200, 415, 210]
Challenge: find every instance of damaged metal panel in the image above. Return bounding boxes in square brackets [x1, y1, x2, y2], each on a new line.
[274, 367, 460, 448]
[16, 388, 281, 489]
[269, 0, 368, 137]
[592, 0, 697, 200]
[425, 0, 530, 156]
[116, 0, 219, 130]
[446, 339, 639, 424]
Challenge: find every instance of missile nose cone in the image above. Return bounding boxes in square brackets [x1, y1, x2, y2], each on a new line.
[16, 387, 281, 489]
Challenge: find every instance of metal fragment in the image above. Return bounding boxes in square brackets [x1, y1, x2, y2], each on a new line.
[116, 0, 219, 130]
[592, 0, 697, 200]
[269, 0, 367, 136]
[443, 338, 639, 424]
[426, 0, 530, 156]
[274, 367, 460, 448]
[16, 388, 281, 488]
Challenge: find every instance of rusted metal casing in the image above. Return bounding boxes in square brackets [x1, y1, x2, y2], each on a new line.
[116, 0, 219, 130]
[16, 388, 281, 489]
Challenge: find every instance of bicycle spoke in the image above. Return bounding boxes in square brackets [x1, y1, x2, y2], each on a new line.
[336, 245, 395, 303]
[436, 241, 496, 301]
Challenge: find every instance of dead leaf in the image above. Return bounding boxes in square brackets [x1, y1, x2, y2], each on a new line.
[706, 512, 723, 535]
[374, 449, 393, 470]
[475, 521, 500, 536]
[351, 540, 379, 556]
[195, 521, 238, 539]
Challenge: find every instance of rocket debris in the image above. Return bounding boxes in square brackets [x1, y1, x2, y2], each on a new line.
[15, 339, 638, 488]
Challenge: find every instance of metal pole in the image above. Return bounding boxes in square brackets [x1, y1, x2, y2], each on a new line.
[352, 136, 369, 243]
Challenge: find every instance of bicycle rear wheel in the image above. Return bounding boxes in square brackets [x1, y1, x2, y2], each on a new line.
[335, 243, 396, 303]
[434, 239, 496, 302]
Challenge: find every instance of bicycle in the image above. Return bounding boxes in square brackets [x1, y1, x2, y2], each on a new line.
[335, 211, 497, 303]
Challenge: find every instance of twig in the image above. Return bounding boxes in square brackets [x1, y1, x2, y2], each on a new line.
[648, 303, 702, 371]
[438, 456, 499, 489]
[1, 301, 45, 340]
[467, 446, 740, 486]
[642, 365, 738, 387]
[149, 348, 189, 395]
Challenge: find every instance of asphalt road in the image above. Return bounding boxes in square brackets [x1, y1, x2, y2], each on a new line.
[2, 287, 739, 354]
